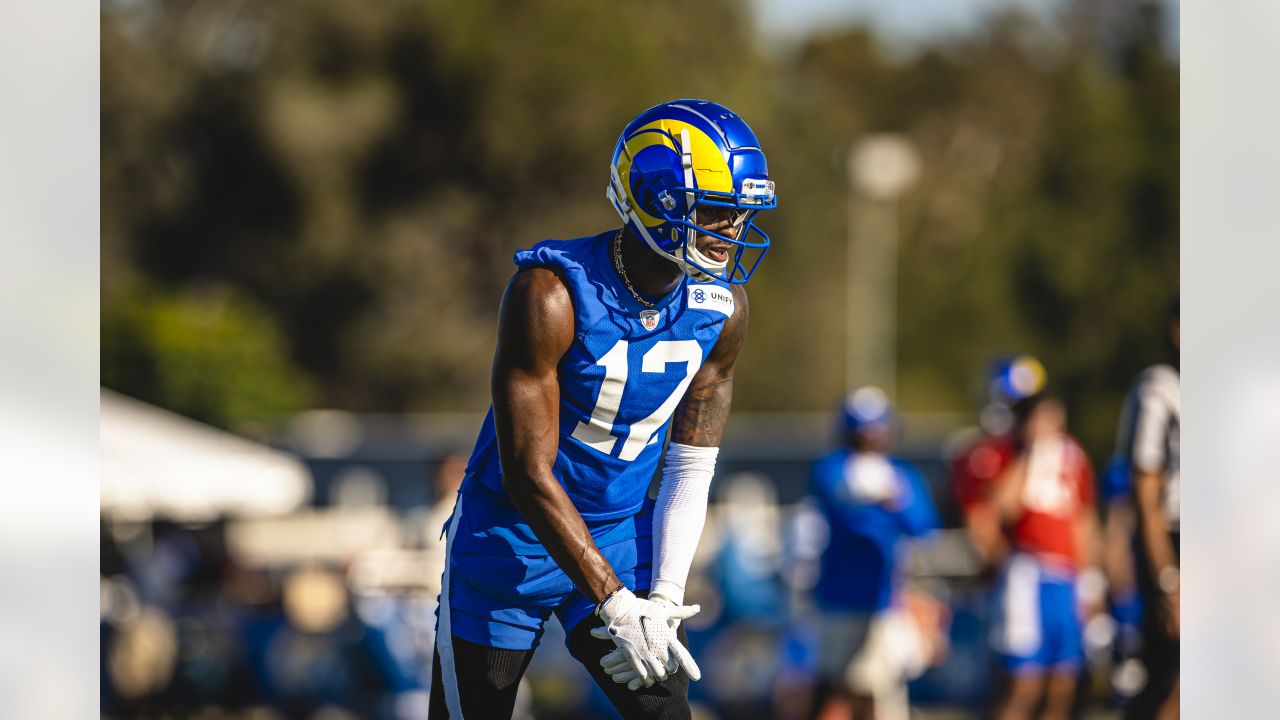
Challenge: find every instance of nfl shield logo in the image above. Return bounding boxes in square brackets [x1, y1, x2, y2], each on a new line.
[639, 309, 661, 332]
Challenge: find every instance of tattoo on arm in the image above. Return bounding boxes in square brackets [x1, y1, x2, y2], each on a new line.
[671, 286, 749, 447]
[672, 375, 734, 446]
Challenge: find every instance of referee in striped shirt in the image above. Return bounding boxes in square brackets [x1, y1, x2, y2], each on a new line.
[1115, 297, 1180, 720]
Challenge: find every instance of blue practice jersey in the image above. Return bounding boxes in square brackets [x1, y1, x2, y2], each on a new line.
[810, 449, 939, 612]
[459, 231, 733, 553]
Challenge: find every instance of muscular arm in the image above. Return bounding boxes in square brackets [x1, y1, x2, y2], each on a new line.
[1103, 501, 1138, 595]
[1075, 505, 1103, 570]
[492, 268, 621, 605]
[648, 286, 748, 604]
[670, 285, 749, 446]
[1135, 471, 1177, 582]
[952, 452, 1010, 568]
[963, 505, 1010, 567]
[969, 465, 1024, 569]
[990, 453, 1029, 522]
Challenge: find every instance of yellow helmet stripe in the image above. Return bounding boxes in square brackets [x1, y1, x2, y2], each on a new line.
[615, 121, 732, 227]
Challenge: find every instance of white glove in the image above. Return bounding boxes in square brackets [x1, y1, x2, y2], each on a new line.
[648, 593, 689, 630]
[590, 587, 702, 690]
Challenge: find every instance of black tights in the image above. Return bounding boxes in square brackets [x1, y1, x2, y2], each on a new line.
[428, 615, 692, 720]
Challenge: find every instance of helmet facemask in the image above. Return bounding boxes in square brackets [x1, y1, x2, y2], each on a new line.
[608, 172, 774, 284]
[661, 182, 774, 284]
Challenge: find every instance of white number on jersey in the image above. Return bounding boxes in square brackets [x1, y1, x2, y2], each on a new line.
[571, 339, 702, 461]
[1021, 437, 1076, 515]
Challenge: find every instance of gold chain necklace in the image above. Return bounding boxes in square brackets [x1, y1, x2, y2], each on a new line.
[611, 229, 655, 309]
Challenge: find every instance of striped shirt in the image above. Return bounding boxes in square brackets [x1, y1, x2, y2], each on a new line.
[1116, 364, 1180, 531]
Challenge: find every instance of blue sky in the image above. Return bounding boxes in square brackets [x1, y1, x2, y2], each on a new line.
[748, 0, 1179, 55]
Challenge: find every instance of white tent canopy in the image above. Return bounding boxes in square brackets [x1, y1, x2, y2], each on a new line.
[101, 390, 312, 521]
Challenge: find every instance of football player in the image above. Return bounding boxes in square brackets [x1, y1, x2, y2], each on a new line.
[951, 358, 1104, 720]
[1116, 298, 1180, 720]
[808, 387, 942, 720]
[950, 357, 1052, 571]
[427, 100, 776, 719]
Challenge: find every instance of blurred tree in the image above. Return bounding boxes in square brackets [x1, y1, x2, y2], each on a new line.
[775, 5, 1177, 455]
[102, 0, 767, 413]
[102, 285, 313, 432]
[101, 0, 1177, 458]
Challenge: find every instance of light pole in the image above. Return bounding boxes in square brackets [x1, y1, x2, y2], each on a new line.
[845, 134, 920, 400]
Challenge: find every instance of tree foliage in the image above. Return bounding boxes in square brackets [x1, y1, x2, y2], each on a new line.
[101, 285, 313, 431]
[102, 1, 1177, 455]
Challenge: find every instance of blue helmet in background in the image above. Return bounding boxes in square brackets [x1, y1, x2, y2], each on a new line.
[980, 354, 1048, 434]
[987, 354, 1048, 406]
[841, 386, 894, 436]
[606, 99, 776, 284]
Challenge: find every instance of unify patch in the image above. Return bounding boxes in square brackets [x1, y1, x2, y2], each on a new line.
[687, 284, 734, 317]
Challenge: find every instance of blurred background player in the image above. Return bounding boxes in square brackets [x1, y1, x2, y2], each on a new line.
[1099, 452, 1147, 707]
[1115, 298, 1180, 720]
[808, 387, 944, 720]
[950, 357, 1052, 571]
[951, 357, 1104, 720]
[420, 452, 467, 602]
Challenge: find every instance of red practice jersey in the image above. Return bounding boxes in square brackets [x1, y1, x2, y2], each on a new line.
[952, 432, 1094, 569]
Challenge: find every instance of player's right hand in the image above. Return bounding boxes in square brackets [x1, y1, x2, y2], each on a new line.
[591, 587, 702, 690]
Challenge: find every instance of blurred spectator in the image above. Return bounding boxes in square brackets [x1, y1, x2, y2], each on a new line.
[952, 358, 1106, 719]
[967, 374, 1105, 719]
[1115, 298, 1180, 720]
[952, 356, 1051, 570]
[776, 496, 831, 719]
[1099, 453, 1148, 705]
[433, 452, 468, 505]
[806, 388, 943, 720]
[713, 472, 784, 624]
[106, 604, 179, 707]
[689, 473, 787, 719]
[419, 452, 467, 599]
[242, 566, 425, 718]
[101, 514, 429, 719]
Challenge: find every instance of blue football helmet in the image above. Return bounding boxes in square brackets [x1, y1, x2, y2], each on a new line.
[841, 386, 894, 436]
[987, 354, 1048, 405]
[606, 99, 776, 284]
[979, 355, 1046, 435]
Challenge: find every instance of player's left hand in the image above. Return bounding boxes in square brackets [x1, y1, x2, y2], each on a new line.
[641, 594, 701, 675]
[647, 593, 686, 627]
[592, 590, 702, 690]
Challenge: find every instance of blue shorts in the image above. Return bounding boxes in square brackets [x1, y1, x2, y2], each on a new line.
[437, 491, 654, 651]
[993, 554, 1084, 674]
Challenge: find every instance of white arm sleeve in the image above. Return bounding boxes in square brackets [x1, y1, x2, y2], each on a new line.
[650, 442, 719, 605]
